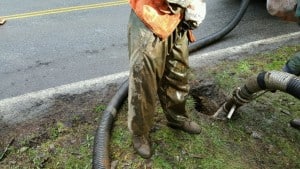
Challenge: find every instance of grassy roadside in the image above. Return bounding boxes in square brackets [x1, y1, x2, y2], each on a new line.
[0, 44, 299, 169]
[109, 44, 300, 169]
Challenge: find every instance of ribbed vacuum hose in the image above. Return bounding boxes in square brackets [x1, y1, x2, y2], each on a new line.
[93, 80, 128, 169]
[93, 0, 251, 168]
[214, 71, 300, 119]
[239, 71, 300, 99]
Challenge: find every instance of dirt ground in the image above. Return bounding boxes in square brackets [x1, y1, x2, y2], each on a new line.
[0, 83, 118, 161]
[0, 60, 299, 168]
[0, 70, 227, 162]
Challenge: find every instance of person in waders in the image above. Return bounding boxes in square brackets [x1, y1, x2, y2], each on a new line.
[127, 0, 206, 158]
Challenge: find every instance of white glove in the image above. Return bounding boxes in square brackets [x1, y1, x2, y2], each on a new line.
[166, 0, 192, 8]
[185, 0, 206, 29]
[266, 0, 297, 16]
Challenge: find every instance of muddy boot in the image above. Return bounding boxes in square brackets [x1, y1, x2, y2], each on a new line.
[168, 120, 201, 134]
[132, 135, 152, 159]
[0, 18, 6, 25]
[290, 119, 300, 131]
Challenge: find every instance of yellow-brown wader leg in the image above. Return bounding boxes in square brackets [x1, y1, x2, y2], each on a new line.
[127, 10, 190, 136]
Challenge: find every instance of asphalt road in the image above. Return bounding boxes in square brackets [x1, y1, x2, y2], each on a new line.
[0, 0, 299, 100]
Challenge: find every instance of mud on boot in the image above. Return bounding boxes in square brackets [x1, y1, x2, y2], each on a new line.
[167, 119, 201, 134]
[132, 135, 152, 159]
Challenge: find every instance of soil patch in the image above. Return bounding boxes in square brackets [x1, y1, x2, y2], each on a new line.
[0, 84, 118, 161]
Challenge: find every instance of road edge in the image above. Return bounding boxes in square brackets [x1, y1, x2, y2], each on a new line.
[1, 31, 300, 125]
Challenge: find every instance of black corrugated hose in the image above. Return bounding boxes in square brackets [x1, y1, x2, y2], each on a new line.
[189, 0, 250, 53]
[92, 80, 128, 169]
[92, 0, 251, 168]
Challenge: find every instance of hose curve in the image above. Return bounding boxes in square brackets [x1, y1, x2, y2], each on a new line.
[92, 80, 128, 169]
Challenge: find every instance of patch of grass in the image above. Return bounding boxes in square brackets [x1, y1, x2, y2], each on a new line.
[214, 70, 238, 92]
[237, 60, 251, 74]
[0, 122, 94, 169]
[1, 45, 299, 168]
[94, 104, 106, 113]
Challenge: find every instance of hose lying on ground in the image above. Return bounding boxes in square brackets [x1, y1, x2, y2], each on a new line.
[92, 0, 251, 168]
[92, 80, 128, 169]
[213, 71, 300, 120]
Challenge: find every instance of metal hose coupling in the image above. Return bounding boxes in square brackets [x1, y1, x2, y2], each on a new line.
[213, 70, 300, 120]
[213, 87, 252, 120]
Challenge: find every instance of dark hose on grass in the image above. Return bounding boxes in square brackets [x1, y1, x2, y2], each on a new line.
[92, 0, 250, 168]
[92, 80, 128, 169]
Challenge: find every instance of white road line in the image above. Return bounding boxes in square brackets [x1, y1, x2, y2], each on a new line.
[0, 31, 299, 124]
[0, 71, 129, 124]
[190, 31, 300, 67]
